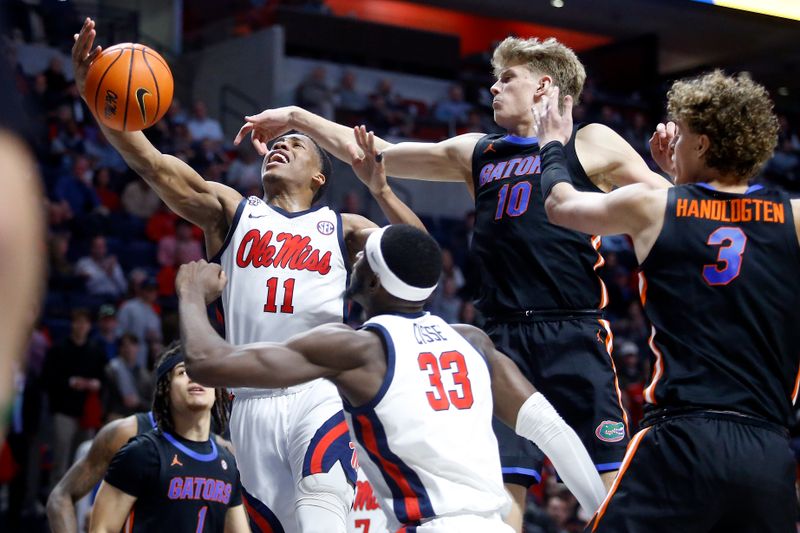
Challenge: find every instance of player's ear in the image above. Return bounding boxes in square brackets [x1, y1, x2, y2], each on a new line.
[368, 272, 380, 294]
[534, 75, 553, 98]
[312, 171, 326, 190]
[696, 134, 711, 159]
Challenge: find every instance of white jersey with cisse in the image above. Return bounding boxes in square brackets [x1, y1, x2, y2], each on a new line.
[344, 312, 510, 531]
[215, 196, 348, 396]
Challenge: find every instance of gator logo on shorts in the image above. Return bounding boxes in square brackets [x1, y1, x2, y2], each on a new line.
[595, 420, 625, 442]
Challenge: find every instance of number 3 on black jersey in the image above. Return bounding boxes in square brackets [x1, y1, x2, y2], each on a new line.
[703, 227, 747, 286]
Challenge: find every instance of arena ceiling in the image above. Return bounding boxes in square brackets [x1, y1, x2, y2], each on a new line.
[412, 0, 800, 104]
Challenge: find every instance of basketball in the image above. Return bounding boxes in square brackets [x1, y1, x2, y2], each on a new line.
[84, 43, 173, 132]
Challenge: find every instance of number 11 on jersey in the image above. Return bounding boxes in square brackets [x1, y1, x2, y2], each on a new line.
[264, 277, 295, 313]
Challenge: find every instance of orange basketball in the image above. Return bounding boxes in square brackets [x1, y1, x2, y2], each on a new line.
[84, 43, 173, 132]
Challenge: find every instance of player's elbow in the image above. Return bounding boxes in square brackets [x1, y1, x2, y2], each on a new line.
[544, 193, 568, 226]
[184, 349, 227, 387]
[184, 356, 215, 385]
[46, 487, 70, 520]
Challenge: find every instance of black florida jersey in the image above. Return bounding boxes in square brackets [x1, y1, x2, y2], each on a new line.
[104, 430, 242, 532]
[470, 128, 607, 315]
[640, 184, 800, 427]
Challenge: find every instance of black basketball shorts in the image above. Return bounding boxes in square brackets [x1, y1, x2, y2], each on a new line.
[486, 316, 630, 487]
[588, 412, 796, 533]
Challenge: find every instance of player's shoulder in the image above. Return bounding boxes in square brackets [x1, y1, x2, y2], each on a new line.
[450, 323, 492, 350]
[109, 430, 160, 470]
[97, 414, 141, 451]
[574, 122, 624, 143]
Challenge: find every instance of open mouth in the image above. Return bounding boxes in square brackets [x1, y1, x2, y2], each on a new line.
[267, 151, 290, 165]
[188, 385, 206, 395]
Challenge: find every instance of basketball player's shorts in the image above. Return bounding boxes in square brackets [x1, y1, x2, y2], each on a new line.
[588, 410, 796, 533]
[409, 512, 514, 532]
[348, 469, 389, 533]
[231, 380, 357, 533]
[485, 313, 629, 487]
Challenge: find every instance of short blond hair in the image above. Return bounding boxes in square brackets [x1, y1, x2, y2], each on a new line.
[491, 36, 586, 103]
[668, 70, 778, 180]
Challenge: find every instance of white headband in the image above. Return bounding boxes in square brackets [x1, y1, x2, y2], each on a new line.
[365, 227, 437, 301]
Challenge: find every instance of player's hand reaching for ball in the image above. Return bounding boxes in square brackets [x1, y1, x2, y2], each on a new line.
[176, 260, 228, 305]
[533, 85, 573, 147]
[649, 121, 677, 178]
[71, 18, 102, 99]
[348, 125, 388, 196]
[234, 107, 295, 155]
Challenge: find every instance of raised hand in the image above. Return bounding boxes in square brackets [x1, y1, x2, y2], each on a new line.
[347, 125, 387, 195]
[532, 85, 574, 147]
[71, 18, 103, 98]
[649, 121, 677, 177]
[233, 107, 295, 155]
[176, 260, 228, 304]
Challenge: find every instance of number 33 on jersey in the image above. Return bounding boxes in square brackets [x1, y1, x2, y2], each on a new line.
[214, 196, 348, 345]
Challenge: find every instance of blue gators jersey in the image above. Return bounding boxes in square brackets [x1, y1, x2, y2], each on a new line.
[105, 430, 242, 532]
[640, 184, 800, 427]
[469, 127, 607, 315]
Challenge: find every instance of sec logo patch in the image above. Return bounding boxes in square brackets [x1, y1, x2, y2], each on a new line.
[317, 221, 335, 235]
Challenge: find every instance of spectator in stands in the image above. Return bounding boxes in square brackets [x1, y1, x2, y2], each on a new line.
[457, 300, 481, 327]
[92, 304, 119, 361]
[599, 104, 624, 132]
[166, 97, 188, 125]
[49, 105, 85, 156]
[75, 235, 127, 299]
[157, 218, 203, 267]
[372, 78, 403, 109]
[295, 65, 335, 120]
[116, 277, 162, 368]
[335, 70, 369, 112]
[190, 137, 227, 174]
[43, 308, 106, 485]
[53, 155, 98, 217]
[47, 231, 75, 289]
[121, 178, 160, 219]
[186, 100, 224, 142]
[92, 166, 120, 213]
[104, 333, 152, 420]
[623, 111, 651, 156]
[44, 56, 68, 96]
[227, 144, 262, 193]
[61, 83, 87, 125]
[433, 83, 473, 126]
[84, 129, 126, 172]
[430, 277, 461, 324]
[340, 190, 366, 217]
[25, 73, 58, 124]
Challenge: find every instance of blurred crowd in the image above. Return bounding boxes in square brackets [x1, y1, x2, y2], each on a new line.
[3, 3, 800, 532]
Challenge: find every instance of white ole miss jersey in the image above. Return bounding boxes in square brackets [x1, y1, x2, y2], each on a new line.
[214, 197, 348, 396]
[343, 312, 510, 531]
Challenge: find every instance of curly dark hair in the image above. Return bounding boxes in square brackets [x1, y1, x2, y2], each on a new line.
[667, 70, 779, 181]
[152, 341, 231, 436]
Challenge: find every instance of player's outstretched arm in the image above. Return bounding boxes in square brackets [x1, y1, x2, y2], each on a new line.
[176, 261, 372, 389]
[225, 505, 251, 533]
[72, 19, 242, 253]
[235, 106, 480, 184]
[453, 324, 607, 513]
[47, 417, 138, 533]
